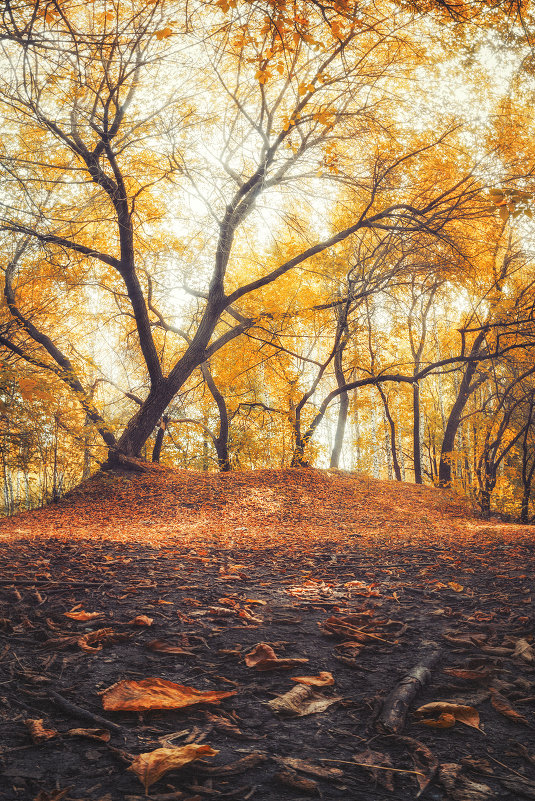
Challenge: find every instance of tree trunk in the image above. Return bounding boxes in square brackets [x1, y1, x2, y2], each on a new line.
[329, 391, 349, 468]
[378, 387, 402, 481]
[521, 488, 531, 523]
[413, 382, 422, 484]
[438, 332, 488, 487]
[201, 363, 231, 472]
[480, 489, 491, 519]
[151, 415, 168, 463]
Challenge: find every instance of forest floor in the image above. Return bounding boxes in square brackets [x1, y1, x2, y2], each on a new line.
[0, 466, 534, 801]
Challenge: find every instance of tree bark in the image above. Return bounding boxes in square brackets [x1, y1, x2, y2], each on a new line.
[151, 415, 168, 463]
[413, 382, 422, 484]
[378, 387, 402, 481]
[330, 392, 349, 468]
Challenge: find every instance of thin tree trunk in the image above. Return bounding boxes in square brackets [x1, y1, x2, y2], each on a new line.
[413, 382, 422, 484]
[378, 387, 402, 481]
[151, 415, 168, 463]
[330, 393, 349, 468]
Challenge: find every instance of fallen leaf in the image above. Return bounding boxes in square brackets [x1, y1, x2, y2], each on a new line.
[67, 727, 111, 742]
[101, 678, 236, 711]
[513, 638, 534, 663]
[353, 748, 395, 791]
[129, 744, 218, 793]
[146, 640, 195, 655]
[280, 757, 343, 779]
[275, 768, 319, 794]
[442, 632, 487, 649]
[396, 736, 439, 796]
[419, 712, 456, 728]
[244, 642, 308, 671]
[128, 615, 153, 626]
[290, 671, 334, 686]
[64, 609, 103, 621]
[24, 718, 58, 743]
[415, 702, 482, 731]
[267, 683, 341, 716]
[443, 667, 491, 683]
[438, 763, 495, 800]
[195, 752, 266, 775]
[448, 582, 464, 592]
[490, 688, 531, 726]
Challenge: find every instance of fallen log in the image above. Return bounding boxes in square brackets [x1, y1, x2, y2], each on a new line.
[376, 644, 441, 734]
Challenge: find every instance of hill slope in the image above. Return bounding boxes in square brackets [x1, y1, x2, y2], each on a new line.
[0, 466, 530, 548]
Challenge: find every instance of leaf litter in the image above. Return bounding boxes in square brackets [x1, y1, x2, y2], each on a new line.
[0, 466, 534, 800]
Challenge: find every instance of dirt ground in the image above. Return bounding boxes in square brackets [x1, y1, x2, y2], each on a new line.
[0, 467, 534, 801]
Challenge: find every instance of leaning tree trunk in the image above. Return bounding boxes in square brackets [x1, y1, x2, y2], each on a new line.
[151, 415, 169, 463]
[439, 330, 488, 487]
[378, 387, 402, 481]
[330, 391, 349, 468]
[201, 364, 231, 471]
[329, 336, 349, 468]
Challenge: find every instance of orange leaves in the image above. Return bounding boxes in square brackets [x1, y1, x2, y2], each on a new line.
[129, 744, 218, 793]
[513, 638, 534, 663]
[64, 609, 103, 621]
[155, 27, 173, 40]
[24, 719, 58, 744]
[267, 683, 341, 717]
[489, 688, 531, 726]
[244, 642, 308, 671]
[100, 678, 236, 712]
[146, 640, 195, 655]
[127, 615, 153, 626]
[415, 702, 482, 731]
[290, 671, 334, 687]
[443, 667, 491, 682]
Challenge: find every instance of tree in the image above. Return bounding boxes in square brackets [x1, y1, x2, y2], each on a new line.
[0, 0, 491, 468]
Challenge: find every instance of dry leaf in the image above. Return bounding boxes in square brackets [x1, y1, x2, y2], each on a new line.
[280, 757, 344, 779]
[101, 678, 236, 711]
[24, 718, 58, 743]
[290, 671, 334, 686]
[443, 667, 491, 683]
[195, 752, 266, 775]
[490, 688, 530, 726]
[513, 638, 534, 663]
[419, 712, 456, 728]
[64, 609, 103, 621]
[442, 633, 487, 649]
[129, 744, 218, 792]
[128, 615, 153, 626]
[267, 683, 341, 717]
[396, 736, 439, 796]
[448, 582, 464, 593]
[67, 727, 111, 742]
[353, 748, 395, 791]
[415, 702, 482, 731]
[244, 642, 308, 670]
[275, 768, 319, 794]
[438, 763, 495, 800]
[146, 640, 195, 655]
